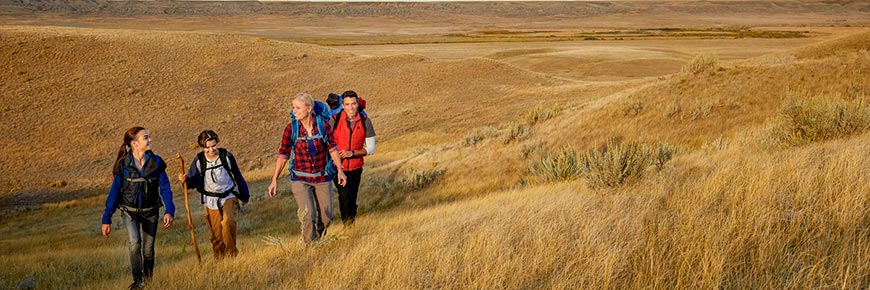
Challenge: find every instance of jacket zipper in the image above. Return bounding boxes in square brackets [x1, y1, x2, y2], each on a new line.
[346, 114, 355, 170]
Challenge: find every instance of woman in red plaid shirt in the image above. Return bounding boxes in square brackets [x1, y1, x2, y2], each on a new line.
[268, 93, 347, 244]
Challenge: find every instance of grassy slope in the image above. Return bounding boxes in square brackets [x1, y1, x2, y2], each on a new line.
[0, 27, 869, 288]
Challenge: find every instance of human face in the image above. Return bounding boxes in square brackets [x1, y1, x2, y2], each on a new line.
[343, 97, 359, 118]
[130, 129, 152, 152]
[292, 99, 311, 121]
[202, 140, 219, 159]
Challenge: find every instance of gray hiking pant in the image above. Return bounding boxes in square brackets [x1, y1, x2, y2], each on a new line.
[291, 181, 333, 244]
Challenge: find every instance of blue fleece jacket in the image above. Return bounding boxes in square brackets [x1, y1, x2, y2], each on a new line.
[102, 153, 175, 224]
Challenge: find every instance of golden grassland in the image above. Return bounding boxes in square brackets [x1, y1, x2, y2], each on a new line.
[1, 132, 868, 289]
[1, 27, 869, 289]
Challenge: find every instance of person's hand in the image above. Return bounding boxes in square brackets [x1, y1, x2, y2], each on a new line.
[340, 150, 354, 158]
[268, 180, 278, 198]
[163, 214, 173, 229]
[177, 173, 186, 183]
[101, 224, 111, 237]
[338, 171, 347, 186]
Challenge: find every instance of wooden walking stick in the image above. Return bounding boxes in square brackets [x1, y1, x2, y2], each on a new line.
[176, 154, 201, 265]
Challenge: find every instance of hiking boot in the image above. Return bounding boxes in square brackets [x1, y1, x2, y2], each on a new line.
[143, 260, 154, 280]
[128, 279, 144, 290]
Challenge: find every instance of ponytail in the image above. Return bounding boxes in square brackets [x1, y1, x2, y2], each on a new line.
[113, 126, 146, 172]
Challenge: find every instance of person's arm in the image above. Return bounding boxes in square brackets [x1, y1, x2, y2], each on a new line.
[158, 171, 175, 217]
[268, 124, 293, 197]
[186, 155, 204, 189]
[158, 171, 175, 228]
[324, 121, 347, 186]
[360, 117, 376, 156]
[329, 148, 346, 186]
[361, 137, 376, 156]
[101, 175, 122, 237]
[268, 157, 287, 197]
[227, 152, 249, 204]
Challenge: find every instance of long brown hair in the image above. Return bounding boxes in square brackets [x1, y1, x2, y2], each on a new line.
[113, 126, 146, 170]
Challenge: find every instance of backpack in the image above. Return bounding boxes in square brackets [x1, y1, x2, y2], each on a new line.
[327, 92, 369, 137]
[288, 100, 338, 179]
[196, 148, 238, 197]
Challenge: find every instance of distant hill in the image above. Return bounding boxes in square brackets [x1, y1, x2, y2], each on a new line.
[2, 0, 869, 20]
[0, 25, 565, 204]
[2, 25, 868, 212]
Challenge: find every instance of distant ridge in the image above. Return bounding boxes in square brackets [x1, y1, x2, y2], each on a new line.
[793, 30, 870, 59]
[2, 0, 869, 18]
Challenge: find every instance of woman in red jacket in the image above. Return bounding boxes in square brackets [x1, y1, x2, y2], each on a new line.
[332, 90, 376, 225]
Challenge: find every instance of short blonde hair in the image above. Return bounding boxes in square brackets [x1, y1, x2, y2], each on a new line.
[293, 92, 314, 109]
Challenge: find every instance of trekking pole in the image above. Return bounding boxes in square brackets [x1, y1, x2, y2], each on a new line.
[176, 154, 201, 265]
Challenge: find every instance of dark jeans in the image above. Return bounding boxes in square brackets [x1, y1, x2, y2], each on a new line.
[122, 209, 158, 282]
[334, 168, 362, 224]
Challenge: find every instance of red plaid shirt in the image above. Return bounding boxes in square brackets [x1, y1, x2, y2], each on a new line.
[277, 121, 337, 183]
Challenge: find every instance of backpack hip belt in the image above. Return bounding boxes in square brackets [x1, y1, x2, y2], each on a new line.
[120, 204, 161, 213]
[292, 170, 329, 178]
[201, 188, 237, 198]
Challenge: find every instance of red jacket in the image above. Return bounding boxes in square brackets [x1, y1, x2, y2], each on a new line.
[333, 111, 366, 171]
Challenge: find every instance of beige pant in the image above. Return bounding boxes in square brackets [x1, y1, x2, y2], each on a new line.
[291, 181, 333, 244]
[204, 197, 239, 258]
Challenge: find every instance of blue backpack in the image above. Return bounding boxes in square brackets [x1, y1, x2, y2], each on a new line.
[288, 100, 337, 179]
[326, 92, 369, 128]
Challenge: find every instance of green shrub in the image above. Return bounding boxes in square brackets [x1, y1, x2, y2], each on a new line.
[463, 126, 500, 146]
[681, 53, 719, 74]
[520, 142, 544, 159]
[502, 122, 531, 144]
[621, 100, 644, 117]
[398, 169, 445, 190]
[770, 95, 870, 146]
[580, 141, 675, 189]
[530, 146, 583, 183]
[663, 102, 681, 118]
[702, 136, 728, 152]
[652, 142, 677, 170]
[523, 106, 556, 125]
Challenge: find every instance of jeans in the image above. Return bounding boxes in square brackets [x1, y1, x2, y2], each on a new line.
[122, 209, 158, 282]
[334, 168, 363, 224]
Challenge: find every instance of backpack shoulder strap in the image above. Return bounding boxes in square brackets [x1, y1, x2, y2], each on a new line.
[218, 148, 231, 171]
[316, 115, 329, 145]
[218, 148, 237, 188]
[195, 151, 206, 193]
[360, 111, 367, 137]
[288, 120, 299, 175]
[197, 151, 206, 174]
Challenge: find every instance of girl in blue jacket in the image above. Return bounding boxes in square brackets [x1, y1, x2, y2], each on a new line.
[101, 126, 174, 290]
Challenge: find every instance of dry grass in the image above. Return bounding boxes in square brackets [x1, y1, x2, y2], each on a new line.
[549, 45, 870, 150]
[2, 24, 870, 290]
[3, 133, 867, 289]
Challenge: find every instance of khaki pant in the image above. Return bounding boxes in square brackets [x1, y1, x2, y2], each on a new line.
[204, 197, 239, 258]
[291, 181, 333, 244]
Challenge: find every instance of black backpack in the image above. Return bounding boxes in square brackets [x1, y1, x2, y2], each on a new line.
[196, 148, 238, 197]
